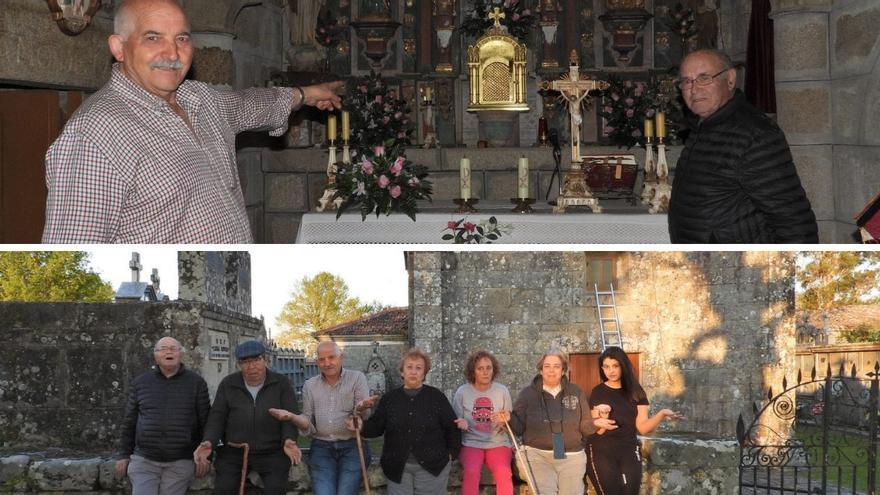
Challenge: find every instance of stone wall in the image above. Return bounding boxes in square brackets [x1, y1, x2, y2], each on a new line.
[0, 301, 264, 452]
[178, 252, 253, 316]
[771, 0, 880, 242]
[0, 435, 741, 494]
[408, 251, 798, 438]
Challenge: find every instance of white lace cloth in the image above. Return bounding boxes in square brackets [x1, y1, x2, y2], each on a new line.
[296, 210, 669, 244]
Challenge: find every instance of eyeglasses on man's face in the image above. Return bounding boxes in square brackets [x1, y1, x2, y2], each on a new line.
[676, 68, 730, 90]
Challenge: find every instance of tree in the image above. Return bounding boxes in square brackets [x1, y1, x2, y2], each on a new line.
[274, 272, 386, 352]
[797, 252, 880, 311]
[0, 252, 114, 302]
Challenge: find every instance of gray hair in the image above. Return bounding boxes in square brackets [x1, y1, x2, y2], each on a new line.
[114, 0, 185, 40]
[316, 340, 342, 357]
[681, 48, 735, 72]
[536, 348, 569, 374]
[153, 336, 184, 353]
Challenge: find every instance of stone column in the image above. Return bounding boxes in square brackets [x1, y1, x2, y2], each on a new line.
[825, 0, 880, 242]
[770, 0, 834, 241]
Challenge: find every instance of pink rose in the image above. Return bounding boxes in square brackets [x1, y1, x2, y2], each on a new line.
[626, 109, 634, 118]
[361, 159, 374, 175]
[645, 108, 656, 118]
[624, 97, 635, 107]
[378, 175, 390, 188]
[390, 156, 405, 175]
[447, 221, 457, 230]
[463, 222, 476, 232]
[390, 185, 402, 198]
[611, 93, 620, 101]
[373, 145, 385, 157]
[398, 131, 407, 138]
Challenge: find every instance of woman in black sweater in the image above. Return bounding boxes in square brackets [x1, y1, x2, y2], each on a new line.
[587, 346, 682, 495]
[351, 348, 461, 494]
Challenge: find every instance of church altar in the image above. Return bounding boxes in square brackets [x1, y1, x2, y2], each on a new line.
[296, 201, 669, 244]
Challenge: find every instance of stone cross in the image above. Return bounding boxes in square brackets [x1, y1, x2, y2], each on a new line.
[542, 50, 606, 162]
[129, 252, 142, 282]
[488, 7, 505, 28]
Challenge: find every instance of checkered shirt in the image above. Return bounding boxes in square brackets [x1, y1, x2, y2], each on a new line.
[42, 64, 298, 244]
[299, 368, 372, 441]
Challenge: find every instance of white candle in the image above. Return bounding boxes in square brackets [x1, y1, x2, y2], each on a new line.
[517, 156, 529, 199]
[327, 115, 337, 142]
[460, 157, 471, 199]
[341, 111, 350, 141]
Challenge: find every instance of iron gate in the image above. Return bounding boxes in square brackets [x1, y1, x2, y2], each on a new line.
[737, 362, 879, 494]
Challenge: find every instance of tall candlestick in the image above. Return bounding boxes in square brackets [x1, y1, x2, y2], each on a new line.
[655, 112, 666, 138]
[327, 115, 337, 142]
[644, 118, 654, 139]
[460, 157, 471, 199]
[518, 156, 529, 199]
[341, 111, 350, 141]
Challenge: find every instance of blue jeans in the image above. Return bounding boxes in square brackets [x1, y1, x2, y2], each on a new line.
[308, 438, 371, 495]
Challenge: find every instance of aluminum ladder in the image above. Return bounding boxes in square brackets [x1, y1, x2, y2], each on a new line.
[595, 283, 622, 350]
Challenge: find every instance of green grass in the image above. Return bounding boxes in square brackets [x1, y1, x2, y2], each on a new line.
[794, 424, 880, 491]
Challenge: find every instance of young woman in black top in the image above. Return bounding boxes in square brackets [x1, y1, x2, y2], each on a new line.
[586, 347, 682, 495]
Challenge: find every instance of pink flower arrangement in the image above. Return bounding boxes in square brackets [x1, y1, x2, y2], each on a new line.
[332, 142, 433, 221]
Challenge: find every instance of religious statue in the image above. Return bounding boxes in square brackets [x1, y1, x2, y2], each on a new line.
[289, 0, 325, 47]
[536, 0, 562, 23]
[359, 0, 391, 20]
[540, 50, 608, 213]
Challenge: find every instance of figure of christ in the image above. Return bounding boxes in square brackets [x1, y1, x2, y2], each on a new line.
[543, 55, 605, 163]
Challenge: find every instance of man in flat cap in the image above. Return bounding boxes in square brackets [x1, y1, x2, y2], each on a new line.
[195, 340, 302, 495]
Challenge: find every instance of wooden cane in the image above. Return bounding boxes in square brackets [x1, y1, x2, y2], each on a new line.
[504, 421, 539, 495]
[353, 416, 372, 495]
[227, 442, 249, 495]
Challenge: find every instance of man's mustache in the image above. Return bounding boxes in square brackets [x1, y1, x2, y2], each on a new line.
[150, 59, 184, 70]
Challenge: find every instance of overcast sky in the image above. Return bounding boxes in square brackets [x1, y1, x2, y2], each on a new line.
[86, 246, 410, 338]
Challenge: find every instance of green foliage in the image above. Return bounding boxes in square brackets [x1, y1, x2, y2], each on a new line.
[0, 252, 114, 302]
[797, 252, 880, 311]
[599, 75, 685, 148]
[274, 272, 386, 351]
[840, 322, 880, 343]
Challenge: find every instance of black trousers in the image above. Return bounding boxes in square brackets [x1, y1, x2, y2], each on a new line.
[213, 447, 291, 495]
[586, 441, 642, 495]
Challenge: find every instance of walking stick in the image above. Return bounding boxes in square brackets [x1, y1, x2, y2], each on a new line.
[227, 442, 249, 495]
[504, 421, 540, 495]
[353, 415, 372, 495]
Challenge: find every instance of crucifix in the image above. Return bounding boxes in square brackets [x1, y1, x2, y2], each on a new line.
[540, 50, 608, 213]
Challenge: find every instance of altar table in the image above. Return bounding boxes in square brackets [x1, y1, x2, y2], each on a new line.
[296, 201, 669, 244]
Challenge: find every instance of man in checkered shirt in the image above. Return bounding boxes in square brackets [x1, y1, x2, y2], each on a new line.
[42, 0, 342, 244]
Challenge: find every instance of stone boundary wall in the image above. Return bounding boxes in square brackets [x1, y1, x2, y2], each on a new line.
[408, 251, 798, 438]
[0, 301, 264, 452]
[0, 435, 741, 494]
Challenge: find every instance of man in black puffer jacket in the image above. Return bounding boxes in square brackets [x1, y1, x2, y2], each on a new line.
[116, 337, 211, 495]
[668, 49, 818, 243]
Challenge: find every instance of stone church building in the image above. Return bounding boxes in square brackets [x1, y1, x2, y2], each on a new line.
[0, 0, 876, 243]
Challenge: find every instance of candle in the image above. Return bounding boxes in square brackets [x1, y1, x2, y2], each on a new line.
[518, 156, 529, 199]
[655, 112, 666, 138]
[460, 157, 471, 199]
[644, 118, 654, 139]
[327, 115, 337, 142]
[425, 85, 433, 101]
[341, 111, 350, 141]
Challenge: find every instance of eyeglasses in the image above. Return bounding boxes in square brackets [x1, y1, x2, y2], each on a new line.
[676, 68, 730, 90]
[155, 346, 180, 352]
